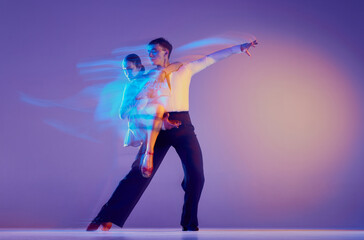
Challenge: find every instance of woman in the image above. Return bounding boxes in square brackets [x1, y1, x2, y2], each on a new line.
[119, 54, 182, 178]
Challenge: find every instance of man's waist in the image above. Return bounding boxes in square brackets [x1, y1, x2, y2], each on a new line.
[166, 111, 192, 125]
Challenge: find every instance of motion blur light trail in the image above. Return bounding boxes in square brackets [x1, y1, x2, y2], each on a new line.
[19, 34, 256, 143]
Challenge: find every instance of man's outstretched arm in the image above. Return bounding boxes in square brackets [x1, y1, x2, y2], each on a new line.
[189, 40, 258, 75]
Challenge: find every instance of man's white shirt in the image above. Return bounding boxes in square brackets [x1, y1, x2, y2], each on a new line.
[165, 44, 242, 112]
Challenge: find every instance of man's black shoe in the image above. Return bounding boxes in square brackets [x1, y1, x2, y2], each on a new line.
[182, 226, 199, 231]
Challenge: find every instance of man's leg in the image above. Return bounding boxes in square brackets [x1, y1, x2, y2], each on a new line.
[173, 125, 205, 230]
[88, 131, 171, 229]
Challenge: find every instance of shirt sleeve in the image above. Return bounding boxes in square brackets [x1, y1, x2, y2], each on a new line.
[187, 45, 242, 76]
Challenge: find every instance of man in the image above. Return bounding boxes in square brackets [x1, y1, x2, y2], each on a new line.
[87, 37, 257, 231]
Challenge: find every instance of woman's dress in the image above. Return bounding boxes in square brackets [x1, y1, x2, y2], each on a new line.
[120, 71, 170, 147]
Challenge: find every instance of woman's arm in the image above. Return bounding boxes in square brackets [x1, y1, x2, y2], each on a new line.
[119, 85, 135, 119]
[157, 62, 183, 90]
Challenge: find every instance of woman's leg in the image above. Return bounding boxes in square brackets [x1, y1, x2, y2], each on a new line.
[140, 104, 165, 178]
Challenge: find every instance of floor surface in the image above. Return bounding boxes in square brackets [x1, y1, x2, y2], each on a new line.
[1, 229, 363, 240]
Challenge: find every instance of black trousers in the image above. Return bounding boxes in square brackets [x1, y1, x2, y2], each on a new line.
[92, 111, 205, 228]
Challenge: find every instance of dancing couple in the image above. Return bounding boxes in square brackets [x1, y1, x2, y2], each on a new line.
[86, 37, 258, 231]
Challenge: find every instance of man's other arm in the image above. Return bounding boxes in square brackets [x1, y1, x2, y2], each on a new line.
[188, 45, 242, 75]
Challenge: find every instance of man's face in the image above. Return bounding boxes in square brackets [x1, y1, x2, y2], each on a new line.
[148, 44, 168, 66]
[122, 61, 139, 80]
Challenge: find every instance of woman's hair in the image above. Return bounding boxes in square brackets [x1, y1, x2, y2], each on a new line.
[124, 53, 145, 73]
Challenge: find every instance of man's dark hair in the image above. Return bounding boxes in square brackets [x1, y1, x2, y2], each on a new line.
[124, 53, 145, 73]
[148, 37, 173, 59]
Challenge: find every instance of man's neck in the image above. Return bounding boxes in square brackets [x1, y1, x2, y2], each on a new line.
[157, 59, 170, 68]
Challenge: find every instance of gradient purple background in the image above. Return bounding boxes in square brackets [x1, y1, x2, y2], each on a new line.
[1, 0, 364, 229]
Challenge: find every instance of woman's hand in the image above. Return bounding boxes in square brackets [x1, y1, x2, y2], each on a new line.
[161, 113, 181, 130]
[164, 62, 183, 74]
